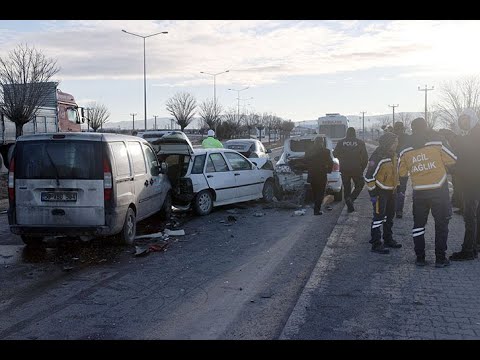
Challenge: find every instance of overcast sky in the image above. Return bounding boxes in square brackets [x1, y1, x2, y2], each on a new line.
[0, 20, 479, 127]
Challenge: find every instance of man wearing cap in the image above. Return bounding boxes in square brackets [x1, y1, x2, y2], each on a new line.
[364, 132, 401, 254]
[202, 129, 223, 148]
[398, 117, 456, 267]
[450, 109, 480, 261]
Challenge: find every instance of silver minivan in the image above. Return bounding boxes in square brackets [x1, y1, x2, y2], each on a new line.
[7, 132, 172, 245]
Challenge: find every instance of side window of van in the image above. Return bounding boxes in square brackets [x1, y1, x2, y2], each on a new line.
[143, 144, 159, 175]
[109, 142, 131, 177]
[127, 141, 147, 175]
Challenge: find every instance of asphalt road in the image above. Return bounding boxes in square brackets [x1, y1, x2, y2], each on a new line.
[0, 145, 348, 339]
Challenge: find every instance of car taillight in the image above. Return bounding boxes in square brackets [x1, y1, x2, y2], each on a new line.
[332, 162, 340, 172]
[103, 156, 112, 201]
[8, 157, 15, 202]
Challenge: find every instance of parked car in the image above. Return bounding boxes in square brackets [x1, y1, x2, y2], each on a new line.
[224, 139, 271, 159]
[274, 134, 343, 201]
[150, 131, 275, 215]
[7, 132, 172, 245]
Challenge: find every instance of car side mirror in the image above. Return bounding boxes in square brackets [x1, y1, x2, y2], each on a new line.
[160, 162, 168, 174]
[274, 156, 280, 161]
[266, 149, 272, 154]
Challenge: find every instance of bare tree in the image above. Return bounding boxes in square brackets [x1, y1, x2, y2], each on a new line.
[243, 111, 260, 138]
[280, 119, 295, 141]
[425, 106, 441, 130]
[199, 98, 222, 131]
[377, 116, 391, 129]
[0, 44, 60, 138]
[435, 76, 480, 131]
[166, 92, 197, 131]
[85, 102, 110, 132]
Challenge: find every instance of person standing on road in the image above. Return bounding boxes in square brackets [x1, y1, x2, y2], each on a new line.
[305, 136, 333, 215]
[364, 132, 401, 254]
[450, 109, 480, 261]
[398, 117, 457, 267]
[333, 127, 368, 213]
[393, 121, 410, 219]
[202, 129, 223, 149]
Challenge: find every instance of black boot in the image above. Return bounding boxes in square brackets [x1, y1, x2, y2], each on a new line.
[435, 256, 451, 268]
[345, 198, 355, 213]
[449, 250, 475, 261]
[415, 255, 427, 266]
[371, 242, 390, 254]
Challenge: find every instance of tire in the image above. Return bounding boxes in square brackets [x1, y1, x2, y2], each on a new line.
[119, 207, 136, 245]
[159, 192, 172, 220]
[21, 235, 44, 247]
[262, 179, 274, 202]
[194, 190, 213, 216]
[334, 187, 343, 202]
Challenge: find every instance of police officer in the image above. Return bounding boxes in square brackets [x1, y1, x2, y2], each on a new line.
[398, 117, 456, 267]
[450, 109, 480, 261]
[365, 132, 401, 254]
[333, 127, 368, 213]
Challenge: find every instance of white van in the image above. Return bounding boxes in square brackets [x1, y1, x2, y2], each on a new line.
[7, 132, 172, 245]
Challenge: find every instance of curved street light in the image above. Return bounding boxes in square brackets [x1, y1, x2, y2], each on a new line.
[228, 86, 249, 122]
[122, 29, 168, 131]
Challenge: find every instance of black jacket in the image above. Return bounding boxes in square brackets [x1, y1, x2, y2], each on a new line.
[305, 147, 333, 182]
[456, 124, 480, 198]
[333, 136, 368, 175]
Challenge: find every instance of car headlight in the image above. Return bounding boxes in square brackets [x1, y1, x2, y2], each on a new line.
[275, 164, 292, 173]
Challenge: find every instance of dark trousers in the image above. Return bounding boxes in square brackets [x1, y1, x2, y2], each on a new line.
[396, 176, 408, 213]
[371, 191, 395, 245]
[311, 176, 327, 213]
[451, 174, 463, 209]
[462, 198, 480, 253]
[342, 173, 364, 201]
[412, 188, 450, 258]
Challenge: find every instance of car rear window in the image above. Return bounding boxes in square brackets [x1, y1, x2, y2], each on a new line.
[15, 140, 103, 180]
[289, 138, 326, 153]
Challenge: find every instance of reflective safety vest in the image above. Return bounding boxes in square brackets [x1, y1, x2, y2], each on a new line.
[364, 150, 399, 193]
[398, 141, 456, 191]
[202, 137, 224, 148]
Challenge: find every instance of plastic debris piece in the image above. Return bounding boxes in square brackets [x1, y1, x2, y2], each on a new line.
[253, 212, 264, 217]
[149, 243, 168, 252]
[164, 229, 185, 236]
[135, 231, 166, 240]
[62, 266, 74, 272]
[227, 215, 237, 222]
[294, 209, 306, 216]
[134, 246, 149, 257]
[226, 209, 238, 214]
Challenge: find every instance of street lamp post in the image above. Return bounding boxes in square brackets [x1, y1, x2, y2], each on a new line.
[418, 85, 434, 122]
[228, 87, 249, 123]
[360, 111, 366, 140]
[130, 113, 137, 131]
[200, 70, 229, 132]
[122, 29, 168, 132]
[389, 104, 399, 127]
[153, 115, 158, 130]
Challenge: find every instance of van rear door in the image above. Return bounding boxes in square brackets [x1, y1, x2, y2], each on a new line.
[14, 139, 105, 226]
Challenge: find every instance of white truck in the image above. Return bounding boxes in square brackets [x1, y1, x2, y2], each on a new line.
[0, 83, 83, 169]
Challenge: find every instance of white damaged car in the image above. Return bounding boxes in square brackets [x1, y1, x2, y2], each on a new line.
[149, 132, 275, 215]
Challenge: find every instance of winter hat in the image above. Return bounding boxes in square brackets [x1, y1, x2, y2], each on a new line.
[207, 129, 215, 137]
[378, 132, 398, 150]
[458, 108, 479, 131]
[393, 121, 405, 135]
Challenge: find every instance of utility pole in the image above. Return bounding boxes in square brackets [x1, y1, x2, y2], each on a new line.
[388, 104, 399, 127]
[170, 119, 174, 130]
[360, 111, 366, 140]
[418, 85, 434, 122]
[130, 113, 137, 130]
[153, 115, 158, 130]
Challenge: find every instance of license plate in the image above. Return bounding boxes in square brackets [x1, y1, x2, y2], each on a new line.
[41, 191, 77, 202]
